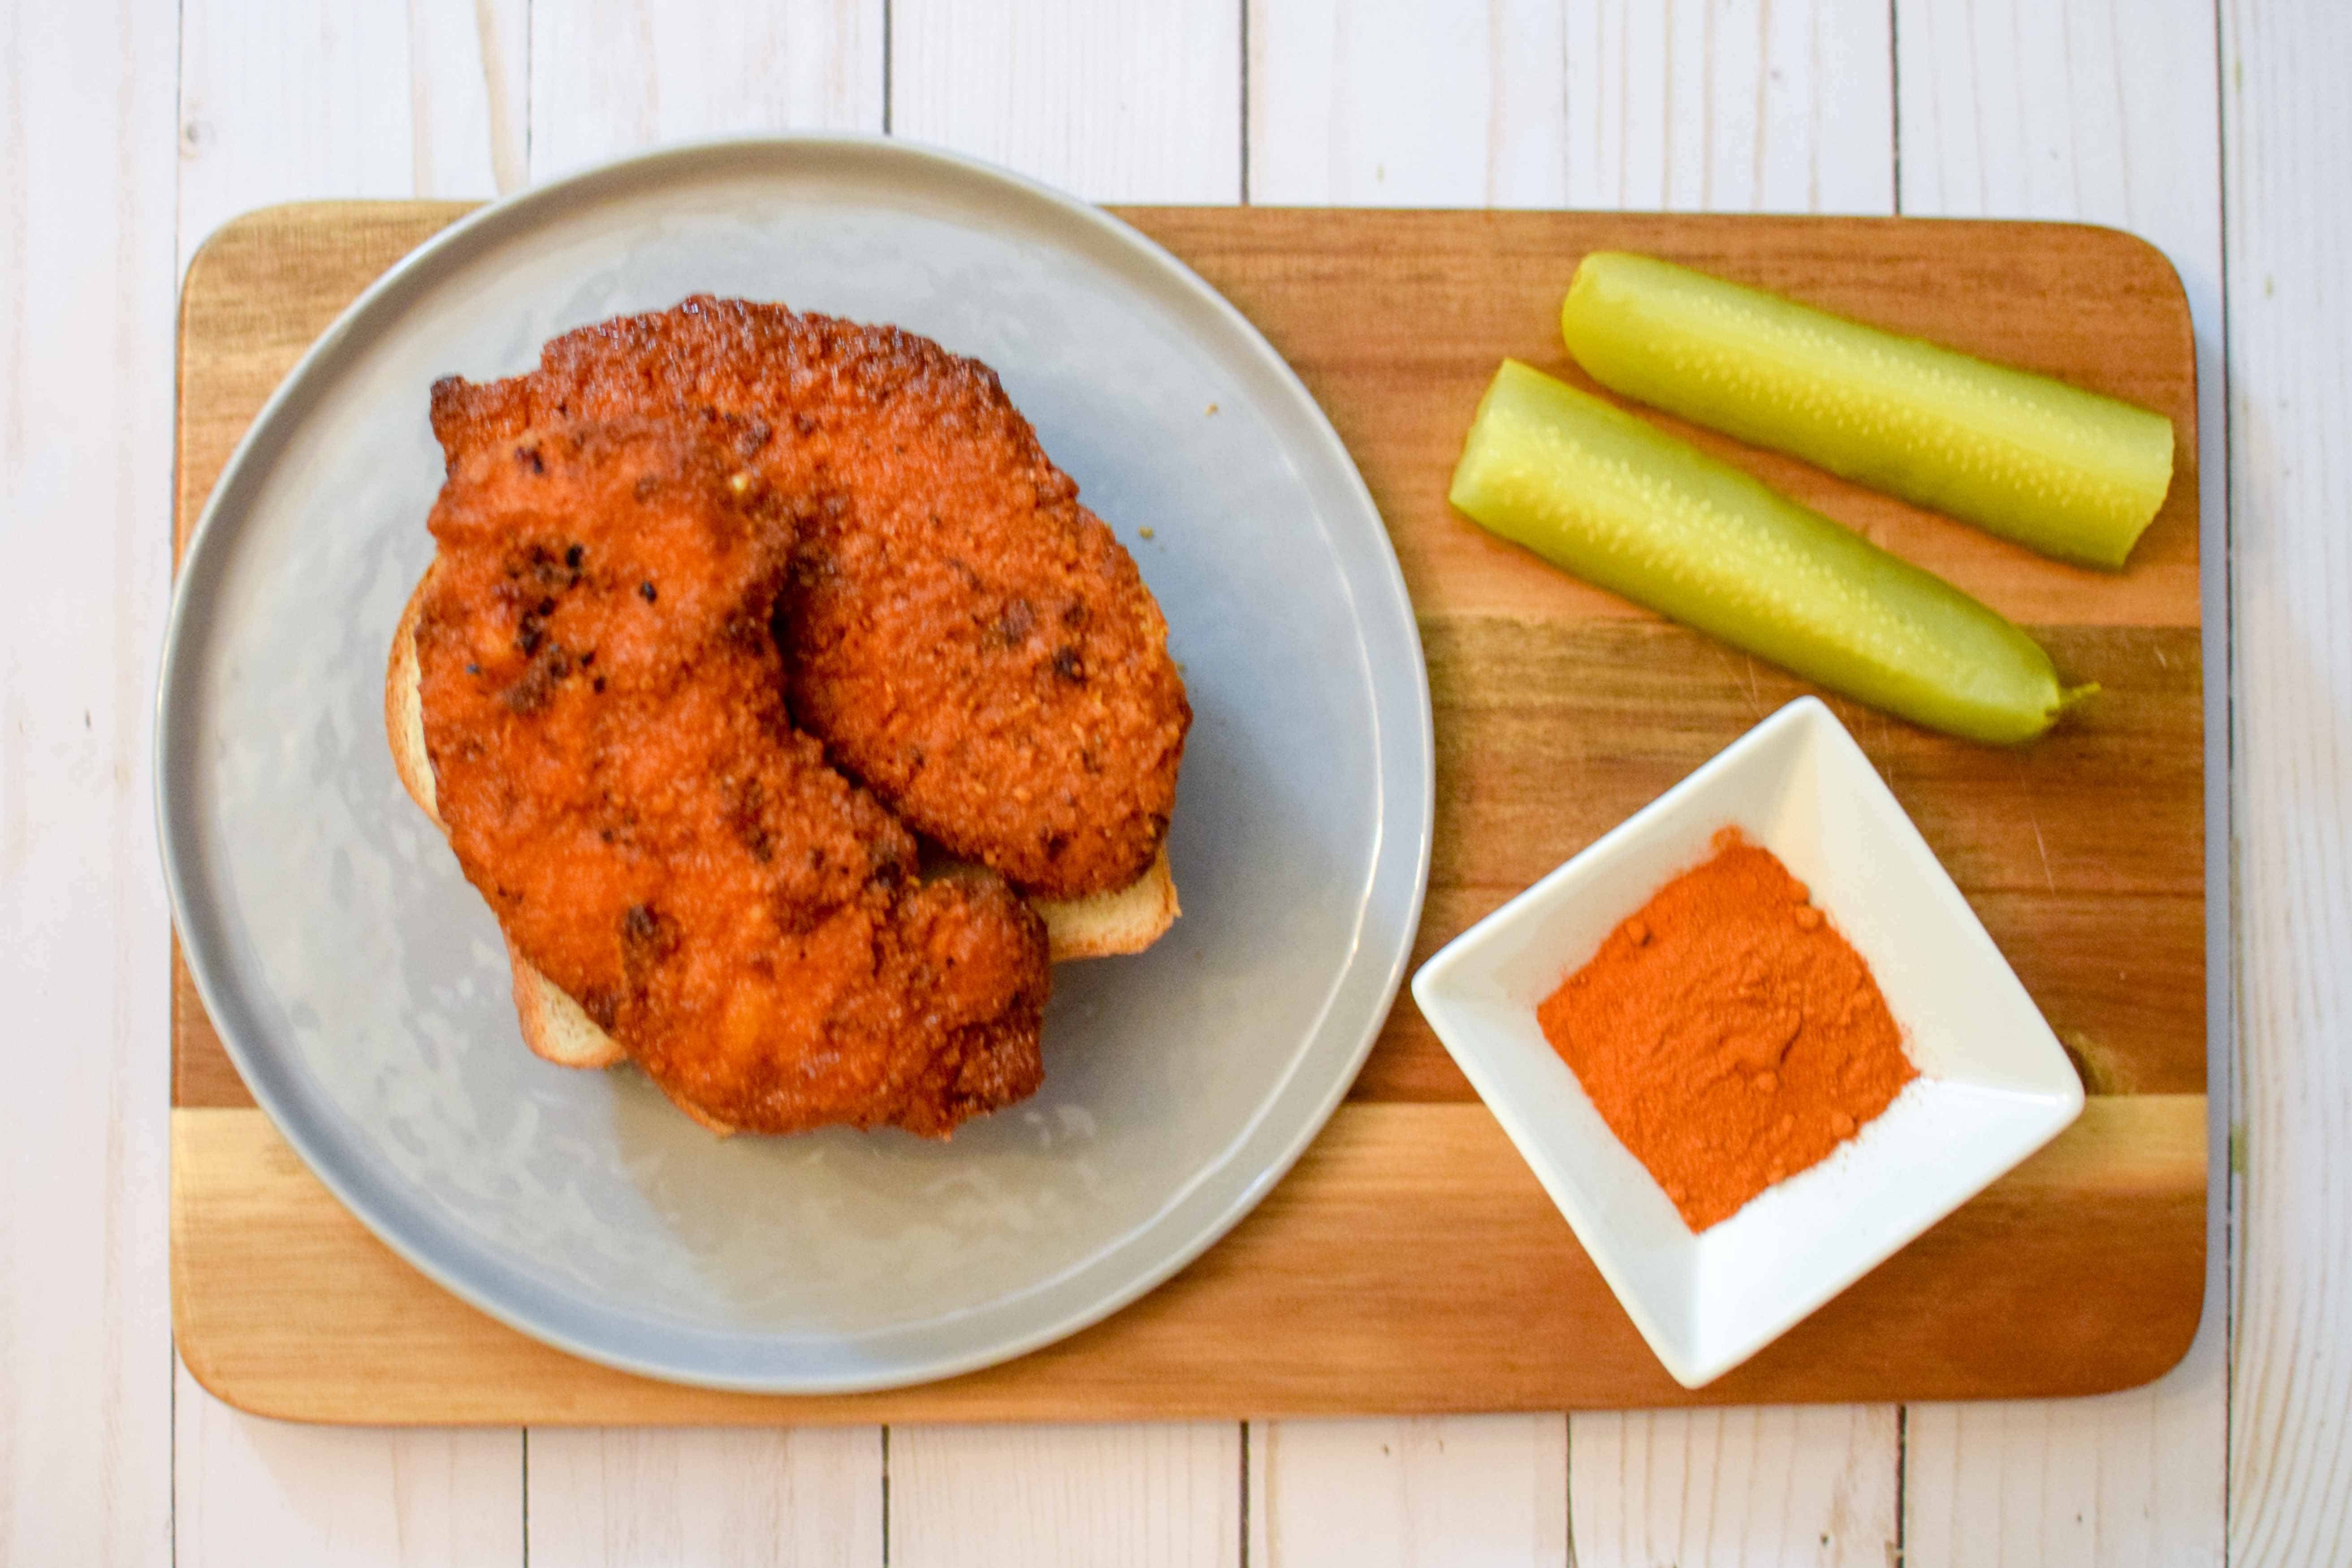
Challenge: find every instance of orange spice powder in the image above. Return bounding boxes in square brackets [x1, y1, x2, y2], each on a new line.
[1537, 828, 1916, 1231]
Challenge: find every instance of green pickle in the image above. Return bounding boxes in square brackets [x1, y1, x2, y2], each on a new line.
[1449, 360, 2091, 744]
[1559, 251, 2175, 569]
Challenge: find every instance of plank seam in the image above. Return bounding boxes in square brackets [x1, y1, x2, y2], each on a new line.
[2212, 0, 2239, 1558]
[1237, 0, 1250, 204]
[1888, 0, 1903, 214]
[1237, 1419, 1250, 1568]
[1564, 1415, 1578, 1567]
[1895, 1403, 1909, 1565]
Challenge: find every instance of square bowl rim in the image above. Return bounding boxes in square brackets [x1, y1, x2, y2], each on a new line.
[1410, 695, 2086, 1387]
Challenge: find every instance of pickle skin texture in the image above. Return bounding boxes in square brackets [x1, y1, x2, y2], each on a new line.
[1559, 251, 2175, 570]
[1450, 360, 2076, 745]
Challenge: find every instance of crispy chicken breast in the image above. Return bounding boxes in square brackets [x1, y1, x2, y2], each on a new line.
[413, 419, 1049, 1136]
[429, 297, 1190, 900]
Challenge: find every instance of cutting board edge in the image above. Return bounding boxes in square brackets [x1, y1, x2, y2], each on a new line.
[166, 198, 2212, 1421]
[169, 1101, 2209, 1424]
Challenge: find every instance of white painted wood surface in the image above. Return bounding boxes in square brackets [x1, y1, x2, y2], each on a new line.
[1570, 1407, 1897, 1568]
[1250, 1416, 1568, 1567]
[2221, 3, 2352, 1563]
[177, 0, 527, 266]
[9, 0, 2347, 1562]
[524, 1427, 882, 1566]
[174, 1363, 521, 1567]
[0, 3, 178, 1567]
[1245, 0, 1568, 207]
[1561, 0, 1894, 214]
[526, 0, 882, 181]
[889, 1424, 1241, 1567]
[890, 0, 1241, 203]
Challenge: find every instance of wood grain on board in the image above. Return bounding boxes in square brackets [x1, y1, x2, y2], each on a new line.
[174, 1095, 2202, 1424]
[171, 200, 2204, 1421]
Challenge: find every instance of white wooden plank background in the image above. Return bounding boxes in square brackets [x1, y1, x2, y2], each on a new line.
[892, 1424, 1241, 1568]
[0, 2, 178, 1567]
[523, 1427, 883, 1567]
[6, 0, 2347, 1562]
[2220, 2, 2352, 1563]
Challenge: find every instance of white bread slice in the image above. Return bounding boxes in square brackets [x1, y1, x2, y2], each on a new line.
[386, 574, 1177, 1076]
[391, 579, 618, 1070]
[503, 933, 628, 1069]
[1029, 861, 1180, 959]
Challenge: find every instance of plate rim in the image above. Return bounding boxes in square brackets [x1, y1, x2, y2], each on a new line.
[155, 131, 1436, 1394]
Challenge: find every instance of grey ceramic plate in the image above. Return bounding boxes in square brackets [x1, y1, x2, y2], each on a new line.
[156, 135, 1433, 1394]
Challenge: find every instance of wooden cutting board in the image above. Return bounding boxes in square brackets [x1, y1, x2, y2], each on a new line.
[171, 201, 2206, 1423]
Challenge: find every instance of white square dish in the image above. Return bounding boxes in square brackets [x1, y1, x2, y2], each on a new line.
[1410, 696, 2085, 1388]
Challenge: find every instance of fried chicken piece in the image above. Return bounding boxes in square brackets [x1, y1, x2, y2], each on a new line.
[429, 297, 1191, 900]
[413, 419, 1049, 1136]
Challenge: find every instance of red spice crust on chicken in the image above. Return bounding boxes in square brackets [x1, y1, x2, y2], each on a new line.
[412, 419, 1049, 1137]
[429, 297, 1191, 901]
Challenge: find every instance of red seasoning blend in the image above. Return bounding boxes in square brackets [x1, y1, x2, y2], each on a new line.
[1537, 829, 1916, 1231]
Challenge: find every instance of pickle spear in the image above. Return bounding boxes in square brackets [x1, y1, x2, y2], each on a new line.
[1450, 360, 2089, 744]
[1559, 251, 2174, 569]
